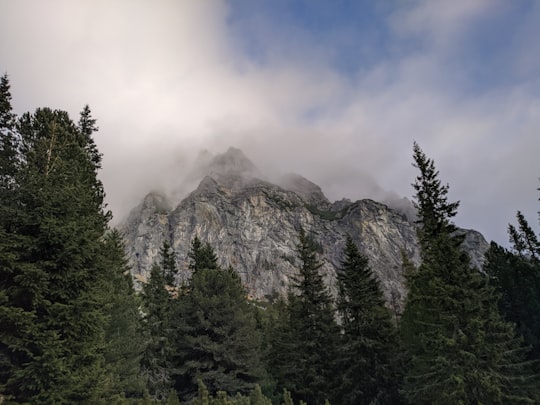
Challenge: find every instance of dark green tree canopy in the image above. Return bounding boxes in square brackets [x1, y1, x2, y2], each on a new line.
[335, 235, 401, 405]
[412, 141, 460, 254]
[172, 242, 262, 402]
[189, 235, 219, 273]
[0, 100, 122, 402]
[269, 229, 339, 405]
[401, 143, 538, 404]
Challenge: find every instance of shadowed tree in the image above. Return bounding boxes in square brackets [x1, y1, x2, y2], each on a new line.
[172, 239, 263, 402]
[0, 101, 118, 402]
[269, 229, 339, 405]
[401, 143, 538, 404]
[335, 235, 401, 404]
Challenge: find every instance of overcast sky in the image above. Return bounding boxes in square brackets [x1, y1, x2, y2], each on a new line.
[1, 0, 539, 246]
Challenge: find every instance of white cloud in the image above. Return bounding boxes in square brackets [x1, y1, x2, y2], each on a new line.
[0, 0, 538, 245]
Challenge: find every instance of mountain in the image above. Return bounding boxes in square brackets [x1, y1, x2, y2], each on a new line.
[119, 147, 489, 307]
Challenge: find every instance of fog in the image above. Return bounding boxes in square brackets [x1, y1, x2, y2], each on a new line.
[0, 0, 539, 246]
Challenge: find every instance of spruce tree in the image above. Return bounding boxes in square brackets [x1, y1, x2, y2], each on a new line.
[485, 205, 540, 360]
[161, 240, 178, 286]
[0, 103, 114, 402]
[401, 143, 538, 404]
[102, 229, 146, 400]
[172, 239, 262, 402]
[335, 235, 401, 404]
[0, 73, 21, 398]
[141, 241, 177, 401]
[0, 74, 18, 191]
[188, 235, 219, 272]
[269, 229, 339, 405]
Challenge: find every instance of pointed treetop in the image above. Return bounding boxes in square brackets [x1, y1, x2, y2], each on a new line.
[188, 236, 219, 273]
[0, 73, 16, 131]
[412, 142, 460, 246]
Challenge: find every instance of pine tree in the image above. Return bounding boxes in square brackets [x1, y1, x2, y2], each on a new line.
[141, 241, 177, 401]
[0, 74, 18, 192]
[0, 103, 115, 402]
[102, 229, 146, 400]
[485, 202, 540, 360]
[269, 229, 339, 405]
[335, 235, 401, 404]
[0, 73, 21, 399]
[401, 143, 538, 404]
[161, 240, 178, 286]
[189, 235, 219, 272]
[172, 239, 262, 402]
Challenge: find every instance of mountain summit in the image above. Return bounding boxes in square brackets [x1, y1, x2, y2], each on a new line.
[120, 147, 488, 306]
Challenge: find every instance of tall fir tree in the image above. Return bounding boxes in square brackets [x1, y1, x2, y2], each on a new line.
[188, 235, 219, 273]
[335, 235, 401, 405]
[161, 240, 178, 286]
[171, 238, 262, 402]
[401, 143, 538, 404]
[269, 229, 339, 405]
[0, 73, 20, 398]
[141, 240, 177, 401]
[101, 229, 146, 400]
[0, 102, 115, 402]
[0, 74, 18, 192]
[485, 201, 540, 360]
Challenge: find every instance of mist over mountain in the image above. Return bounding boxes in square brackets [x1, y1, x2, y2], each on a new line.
[120, 146, 488, 305]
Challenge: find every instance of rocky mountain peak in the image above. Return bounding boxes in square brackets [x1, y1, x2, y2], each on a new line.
[119, 146, 489, 307]
[184, 147, 262, 191]
[210, 147, 258, 175]
[278, 173, 330, 208]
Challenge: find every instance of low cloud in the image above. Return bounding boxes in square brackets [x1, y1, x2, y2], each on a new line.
[0, 0, 538, 245]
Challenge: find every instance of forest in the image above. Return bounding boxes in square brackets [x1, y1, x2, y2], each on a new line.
[1, 75, 539, 404]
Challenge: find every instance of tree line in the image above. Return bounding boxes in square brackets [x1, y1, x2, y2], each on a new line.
[1, 75, 539, 403]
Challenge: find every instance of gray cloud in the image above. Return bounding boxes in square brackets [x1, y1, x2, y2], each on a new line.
[0, 0, 538, 246]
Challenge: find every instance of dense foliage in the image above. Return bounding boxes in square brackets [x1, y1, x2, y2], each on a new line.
[485, 206, 540, 361]
[0, 75, 141, 403]
[1, 77, 539, 403]
[401, 143, 538, 404]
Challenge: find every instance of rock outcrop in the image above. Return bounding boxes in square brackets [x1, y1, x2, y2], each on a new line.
[119, 147, 489, 307]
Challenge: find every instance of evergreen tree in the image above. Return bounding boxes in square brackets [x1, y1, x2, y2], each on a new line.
[486, 203, 540, 360]
[0, 104, 114, 402]
[172, 239, 262, 402]
[335, 235, 401, 404]
[161, 240, 178, 286]
[269, 229, 339, 405]
[401, 143, 538, 404]
[102, 229, 146, 400]
[141, 241, 177, 401]
[189, 235, 219, 272]
[0, 73, 20, 399]
[0, 74, 18, 192]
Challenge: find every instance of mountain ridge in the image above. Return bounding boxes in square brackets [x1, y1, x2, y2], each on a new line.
[119, 147, 489, 307]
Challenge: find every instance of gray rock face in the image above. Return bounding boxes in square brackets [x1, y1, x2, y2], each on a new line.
[119, 148, 489, 307]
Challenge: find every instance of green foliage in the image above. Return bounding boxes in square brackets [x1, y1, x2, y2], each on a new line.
[269, 229, 339, 405]
[102, 230, 146, 399]
[401, 143, 538, 404]
[335, 235, 401, 404]
[172, 239, 263, 402]
[190, 378, 273, 405]
[141, 241, 178, 401]
[486, 208, 540, 360]
[160, 240, 178, 286]
[189, 235, 219, 273]
[0, 92, 128, 402]
[508, 211, 540, 261]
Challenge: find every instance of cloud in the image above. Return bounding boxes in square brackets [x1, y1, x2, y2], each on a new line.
[0, 0, 538, 246]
